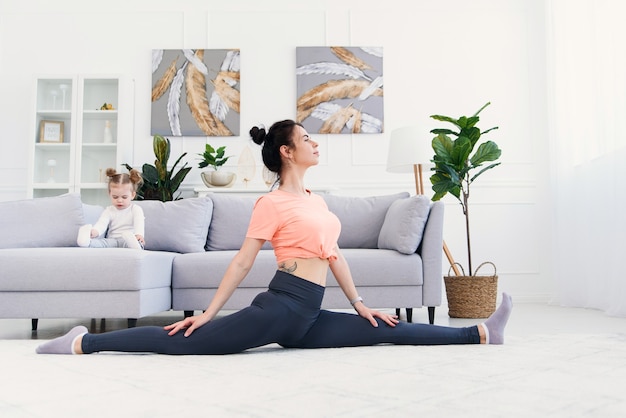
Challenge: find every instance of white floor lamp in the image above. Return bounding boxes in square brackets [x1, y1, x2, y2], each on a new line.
[386, 126, 461, 276]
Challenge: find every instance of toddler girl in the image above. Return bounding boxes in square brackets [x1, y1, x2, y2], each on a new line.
[77, 168, 145, 249]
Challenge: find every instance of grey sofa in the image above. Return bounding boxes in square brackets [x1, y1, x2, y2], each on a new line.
[0, 193, 177, 330]
[0, 190, 444, 330]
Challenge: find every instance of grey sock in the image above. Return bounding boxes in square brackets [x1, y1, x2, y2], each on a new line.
[36, 325, 88, 354]
[482, 292, 512, 344]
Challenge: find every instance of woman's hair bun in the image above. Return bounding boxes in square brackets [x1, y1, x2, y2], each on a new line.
[250, 125, 267, 145]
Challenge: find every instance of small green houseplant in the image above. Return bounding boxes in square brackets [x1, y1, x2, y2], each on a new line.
[198, 144, 231, 171]
[124, 134, 191, 201]
[198, 143, 236, 187]
[429, 102, 502, 275]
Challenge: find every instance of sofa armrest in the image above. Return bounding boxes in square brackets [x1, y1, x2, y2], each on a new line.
[419, 201, 444, 307]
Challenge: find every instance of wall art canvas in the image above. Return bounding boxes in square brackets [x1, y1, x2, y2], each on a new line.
[151, 49, 240, 136]
[296, 46, 383, 134]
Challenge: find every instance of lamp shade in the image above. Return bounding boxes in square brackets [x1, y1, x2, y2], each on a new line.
[386, 126, 434, 173]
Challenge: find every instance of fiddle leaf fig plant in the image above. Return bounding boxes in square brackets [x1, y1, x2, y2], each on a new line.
[124, 134, 191, 201]
[429, 102, 502, 275]
[198, 144, 231, 171]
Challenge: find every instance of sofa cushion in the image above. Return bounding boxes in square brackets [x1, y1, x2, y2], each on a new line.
[0, 193, 84, 249]
[378, 195, 431, 254]
[205, 193, 272, 251]
[173, 250, 279, 289]
[0, 247, 175, 291]
[135, 197, 213, 253]
[328, 248, 423, 286]
[323, 192, 409, 248]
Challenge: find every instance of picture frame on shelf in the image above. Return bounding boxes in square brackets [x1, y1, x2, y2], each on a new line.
[39, 120, 64, 143]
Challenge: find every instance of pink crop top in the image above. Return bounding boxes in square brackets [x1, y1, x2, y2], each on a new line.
[246, 189, 341, 263]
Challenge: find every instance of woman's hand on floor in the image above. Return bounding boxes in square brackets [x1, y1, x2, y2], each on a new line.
[355, 304, 399, 328]
[164, 313, 211, 337]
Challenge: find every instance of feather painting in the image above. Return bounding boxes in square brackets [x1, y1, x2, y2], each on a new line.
[151, 49, 240, 136]
[296, 46, 383, 134]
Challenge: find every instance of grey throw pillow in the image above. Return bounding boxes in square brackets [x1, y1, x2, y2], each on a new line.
[378, 195, 431, 254]
[323, 192, 409, 248]
[82, 203, 104, 225]
[0, 193, 84, 249]
[206, 193, 272, 251]
[135, 197, 213, 253]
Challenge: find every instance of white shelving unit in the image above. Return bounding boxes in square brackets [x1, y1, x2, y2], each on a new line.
[29, 75, 132, 206]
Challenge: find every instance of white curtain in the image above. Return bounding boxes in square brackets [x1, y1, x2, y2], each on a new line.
[548, 0, 626, 315]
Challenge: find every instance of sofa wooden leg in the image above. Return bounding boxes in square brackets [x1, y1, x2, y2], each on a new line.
[31, 318, 38, 331]
[184, 310, 194, 318]
[395, 309, 413, 322]
[428, 306, 435, 324]
[127, 318, 137, 328]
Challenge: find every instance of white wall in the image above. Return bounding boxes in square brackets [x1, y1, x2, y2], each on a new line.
[0, 0, 551, 302]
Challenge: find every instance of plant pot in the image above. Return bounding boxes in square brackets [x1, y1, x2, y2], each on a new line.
[201, 171, 237, 188]
[444, 262, 498, 318]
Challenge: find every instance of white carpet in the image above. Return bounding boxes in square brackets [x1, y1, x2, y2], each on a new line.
[1, 334, 625, 417]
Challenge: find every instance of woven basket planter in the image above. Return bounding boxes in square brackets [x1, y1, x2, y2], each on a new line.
[444, 262, 498, 318]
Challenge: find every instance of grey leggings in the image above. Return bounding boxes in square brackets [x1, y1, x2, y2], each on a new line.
[87, 237, 127, 248]
[82, 271, 480, 355]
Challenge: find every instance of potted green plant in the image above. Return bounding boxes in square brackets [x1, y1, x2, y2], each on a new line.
[124, 134, 192, 201]
[198, 143, 236, 187]
[429, 102, 502, 317]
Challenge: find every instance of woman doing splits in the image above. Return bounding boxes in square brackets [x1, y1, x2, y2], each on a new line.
[36, 119, 512, 356]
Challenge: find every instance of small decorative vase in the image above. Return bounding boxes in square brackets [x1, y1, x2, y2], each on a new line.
[103, 120, 113, 143]
[201, 171, 237, 188]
